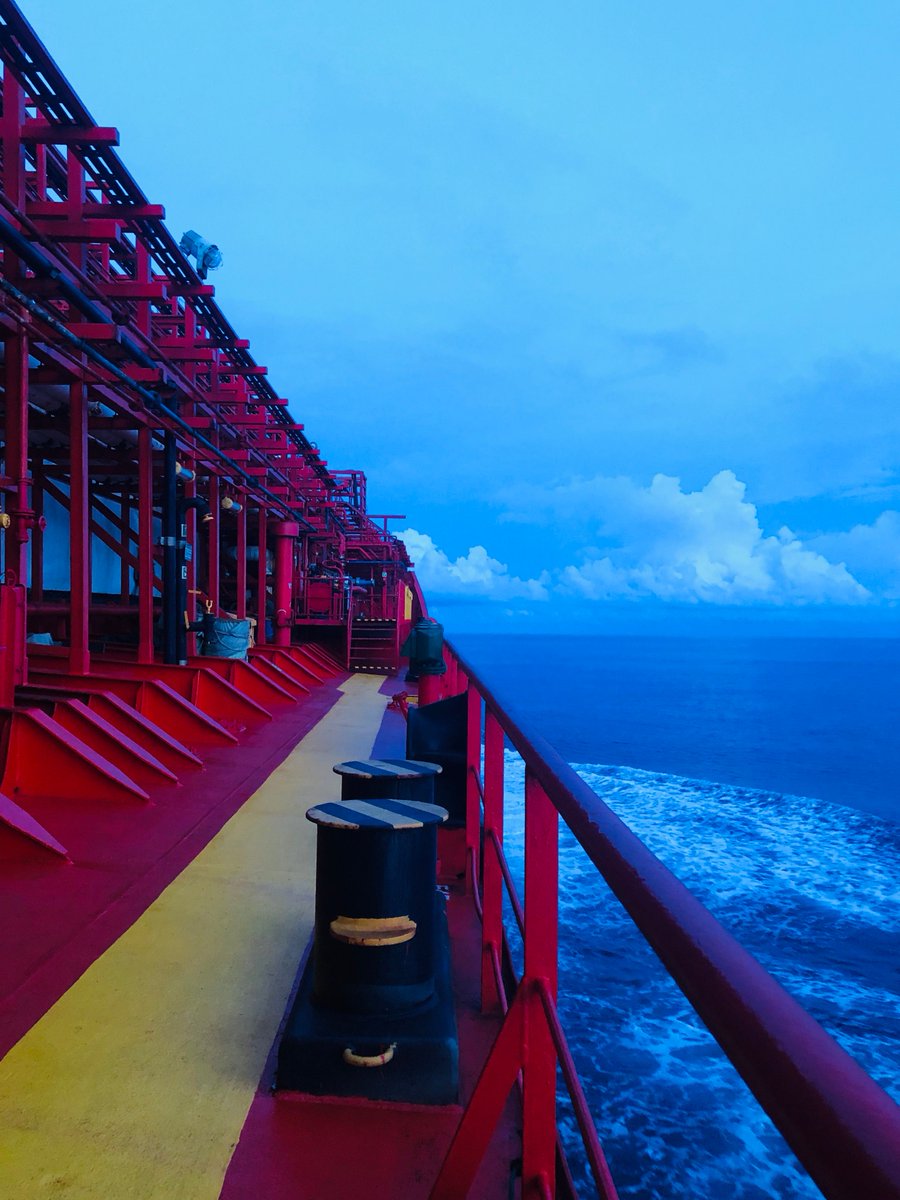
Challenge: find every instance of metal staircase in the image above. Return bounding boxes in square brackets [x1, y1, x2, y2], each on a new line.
[349, 619, 397, 673]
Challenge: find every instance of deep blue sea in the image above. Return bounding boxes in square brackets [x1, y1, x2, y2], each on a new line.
[453, 634, 900, 1200]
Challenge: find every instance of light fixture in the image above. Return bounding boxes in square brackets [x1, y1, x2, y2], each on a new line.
[179, 229, 223, 280]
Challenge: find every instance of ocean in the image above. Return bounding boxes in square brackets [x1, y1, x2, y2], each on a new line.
[453, 633, 900, 1200]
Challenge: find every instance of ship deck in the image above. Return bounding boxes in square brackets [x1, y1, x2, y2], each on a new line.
[0, 673, 517, 1199]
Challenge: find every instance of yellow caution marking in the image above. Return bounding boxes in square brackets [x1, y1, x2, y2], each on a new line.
[0, 674, 388, 1200]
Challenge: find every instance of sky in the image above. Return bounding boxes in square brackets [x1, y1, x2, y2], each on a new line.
[26, 1, 900, 632]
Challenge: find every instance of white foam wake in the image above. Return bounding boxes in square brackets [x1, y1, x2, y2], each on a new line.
[498, 751, 900, 1199]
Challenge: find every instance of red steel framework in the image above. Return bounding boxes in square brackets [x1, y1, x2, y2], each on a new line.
[0, 2, 415, 687]
[427, 640, 900, 1200]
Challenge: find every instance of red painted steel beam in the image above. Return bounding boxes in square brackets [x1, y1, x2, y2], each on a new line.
[166, 283, 215, 297]
[67, 322, 120, 340]
[28, 218, 122, 241]
[447, 641, 900, 1200]
[96, 280, 168, 299]
[27, 201, 165, 220]
[21, 121, 118, 144]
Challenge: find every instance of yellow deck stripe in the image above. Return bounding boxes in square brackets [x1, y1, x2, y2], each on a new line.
[0, 674, 388, 1199]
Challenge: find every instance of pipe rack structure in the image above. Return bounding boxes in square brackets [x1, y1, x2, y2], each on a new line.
[0, 1, 416, 676]
[0, 0, 419, 854]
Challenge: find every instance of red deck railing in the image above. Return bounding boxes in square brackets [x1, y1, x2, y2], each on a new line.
[429, 640, 900, 1200]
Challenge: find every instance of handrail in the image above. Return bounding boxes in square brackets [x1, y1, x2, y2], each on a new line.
[445, 637, 900, 1200]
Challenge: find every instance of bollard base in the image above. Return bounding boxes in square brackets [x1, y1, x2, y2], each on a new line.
[275, 894, 459, 1104]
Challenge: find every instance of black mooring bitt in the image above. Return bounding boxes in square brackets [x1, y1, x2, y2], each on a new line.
[275, 792, 458, 1104]
[276, 894, 458, 1104]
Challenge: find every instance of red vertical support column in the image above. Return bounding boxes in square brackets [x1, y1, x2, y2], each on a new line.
[235, 497, 247, 619]
[481, 709, 505, 1012]
[0, 584, 25, 707]
[137, 428, 155, 664]
[465, 684, 482, 894]
[119, 493, 132, 603]
[31, 463, 44, 603]
[183, 464, 197, 655]
[134, 242, 152, 338]
[65, 142, 87, 274]
[68, 378, 90, 675]
[1, 81, 29, 689]
[1, 71, 26, 211]
[207, 474, 220, 612]
[256, 507, 267, 645]
[522, 770, 559, 1198]
[271, 521, 298, 646]
[4, 333, 30, 590]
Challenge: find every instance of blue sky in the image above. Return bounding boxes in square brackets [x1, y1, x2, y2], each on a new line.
[31, 1, 900, 631]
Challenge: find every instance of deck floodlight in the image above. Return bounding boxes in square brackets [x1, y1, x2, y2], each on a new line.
[175, 462, 195, 482]
[221, 496, 243, 514]
[179, 229, 223, 280]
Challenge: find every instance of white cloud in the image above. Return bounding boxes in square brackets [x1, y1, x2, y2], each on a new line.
[399, 528, 550, 601]
[809, 511, 900, 598]
[402, 472, 872, 609]
[513, 471, 870, 605]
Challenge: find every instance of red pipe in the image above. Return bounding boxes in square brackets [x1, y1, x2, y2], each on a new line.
[271, 521, 298, 648]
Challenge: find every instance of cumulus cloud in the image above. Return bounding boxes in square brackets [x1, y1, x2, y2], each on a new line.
[401, 472, 872, 609]
[809, 511, 900, 598]
[399, 528, 550, 601]
[512, 471, 869, 605]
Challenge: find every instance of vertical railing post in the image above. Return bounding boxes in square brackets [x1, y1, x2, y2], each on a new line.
[523, 770, 559, 1198]
[481, 709, 504, 1012]
[465, 682, 482, 894]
